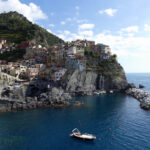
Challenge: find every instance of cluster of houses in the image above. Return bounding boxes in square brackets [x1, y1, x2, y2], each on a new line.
[0, 60, 46, 81]
[0, 39, 112, 82]
[0, 40, 16, 53]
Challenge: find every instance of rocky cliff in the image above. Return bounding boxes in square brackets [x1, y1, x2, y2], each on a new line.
[0, 85, 72, 113]
[0, 79, 72, 112]
[62, 57, 128, 93]
[99, 61, 128, 92]
[0, 63, 128, 112]
[62, 70, 97, 94]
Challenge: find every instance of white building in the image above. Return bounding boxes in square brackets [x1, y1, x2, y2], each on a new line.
[96, 44, 111, 60]
[67, 45, 85, 56]
[0, 43, 2, 49]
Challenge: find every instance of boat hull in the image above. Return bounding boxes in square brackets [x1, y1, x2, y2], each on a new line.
[70, 133, 96, 140]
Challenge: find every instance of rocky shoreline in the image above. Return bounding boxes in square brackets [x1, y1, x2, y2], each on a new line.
[1, 84, 150, 112]
[126, 88, 150, 110]
[0, 68, 149, 112]
[0, 87, 73, 113]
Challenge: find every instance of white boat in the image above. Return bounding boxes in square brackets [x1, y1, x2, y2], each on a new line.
[99, 90, 106, 94]
[110, 90, 114, 93]
[70, 128, 96, 140]
[94, 90, 106, 95]
[94, 91, 100, 95]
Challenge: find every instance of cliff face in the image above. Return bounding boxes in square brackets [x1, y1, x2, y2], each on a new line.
[0, 82, 72, 112]
[62, 59, 128, 93]
[100, 62, 128, 92]
[62, 70, 97, 92]
[0, 60, 128, 112]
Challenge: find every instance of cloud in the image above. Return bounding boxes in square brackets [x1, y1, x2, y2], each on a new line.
[66, 17, 88, 24]
[57, 30, 93, 41]
[57, 26, 150, 72]
[64, 30, 70, 35]
[0, 0, 47, 22]
[120, 26, 139, 33]
[49, 24, 55, 27]
[93, 33, 150, 72]
[79, 24, 95, 30]
[47, 29, 52, 33]
[60, 21, 66, 25]
[79, 30, 93, 37]
[99, 8, 118, 16]
[60, 17, 86, 26]
[144, 24, 150, 31]
[60, 14, 88, 26]
[75, 6, 80, 10]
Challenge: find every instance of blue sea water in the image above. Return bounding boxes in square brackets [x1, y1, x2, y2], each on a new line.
[127, 73, 150, 92]
[0, 73, 150, 150]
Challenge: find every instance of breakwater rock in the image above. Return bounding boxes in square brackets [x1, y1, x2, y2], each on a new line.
[126, 88, 150, 110]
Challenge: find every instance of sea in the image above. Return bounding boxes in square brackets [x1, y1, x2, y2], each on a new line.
[0, 73, 150, 150]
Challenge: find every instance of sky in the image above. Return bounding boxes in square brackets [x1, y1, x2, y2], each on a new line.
[0, 0, 150, 73]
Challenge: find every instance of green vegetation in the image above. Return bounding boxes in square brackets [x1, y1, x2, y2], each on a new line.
[0, 11, 64, 46]
[0, 49, 26, 62]
[85, 50, 100, 58]
[85, 53, 122, 78]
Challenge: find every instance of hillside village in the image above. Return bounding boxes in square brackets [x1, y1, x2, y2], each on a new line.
[0, 39, 112, 83]
[0, 12, 129, 112]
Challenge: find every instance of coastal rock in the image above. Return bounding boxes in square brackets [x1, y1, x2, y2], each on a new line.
[107, 77, 128, 92]
[126, 83, 136, 89]
[62, 69, 97, 93]
[0, 100, 12, 112]
[0, 86, 72, 112]
[126, 88, 150, 110]
[100, 62, 128, 92]
[139, 84, 145, 89]
[62, 63, 128, 93]
[73, 101, 84, 107]
[62, 92, 72, 100]
[51, 87, 64, 100]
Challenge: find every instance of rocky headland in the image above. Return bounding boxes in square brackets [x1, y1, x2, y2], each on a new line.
[0, 68, 150, 112]
[62, 56, 128, 95]
[0, 11, 149, 112]
[0, 61, 129, 112]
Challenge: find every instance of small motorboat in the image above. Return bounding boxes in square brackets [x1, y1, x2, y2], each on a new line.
[100, 90, 106, 94]
[110, 90, 114, 94]
[70, 128, 96, 140]
[94, 91, 100, 95]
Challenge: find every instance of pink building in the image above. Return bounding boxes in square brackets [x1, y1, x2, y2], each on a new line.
[1, 40, 6, 45]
